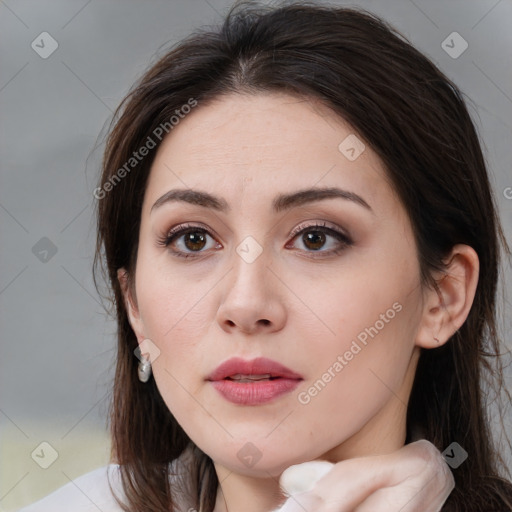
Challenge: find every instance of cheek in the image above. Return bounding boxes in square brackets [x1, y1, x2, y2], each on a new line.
[287, 313, 415, 461]
[293, 259, 420, 427]
[134, 261, 211, 400]
[135, 249, 211, 343]
[298, 300, 413, 395]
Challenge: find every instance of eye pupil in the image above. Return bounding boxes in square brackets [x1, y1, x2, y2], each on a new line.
[303, 231, 326, 250]
[184, 232, 207, 251]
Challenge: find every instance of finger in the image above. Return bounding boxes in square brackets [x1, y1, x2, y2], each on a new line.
[293, 440, 453, 511]
[272, 461, 334, 512]
[353, 468, 454, 512]
[272, 491, 321, 512]
[280, 461, 335, 495]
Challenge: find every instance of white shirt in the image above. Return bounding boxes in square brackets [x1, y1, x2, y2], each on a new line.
[17, 464, 127, 512]
[18, 449, 197, 512]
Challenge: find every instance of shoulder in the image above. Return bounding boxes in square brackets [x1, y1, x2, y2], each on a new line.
[18, 464, 126, 512]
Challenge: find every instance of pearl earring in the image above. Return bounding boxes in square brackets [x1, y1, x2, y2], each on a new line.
[138, 355, 152, 383]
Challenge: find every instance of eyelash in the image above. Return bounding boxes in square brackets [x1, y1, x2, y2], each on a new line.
[156, 221, 353, 259]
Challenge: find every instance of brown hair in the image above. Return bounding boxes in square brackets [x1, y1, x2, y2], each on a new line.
[93, 1, 512, 510]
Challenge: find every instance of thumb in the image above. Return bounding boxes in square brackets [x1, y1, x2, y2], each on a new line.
[272, 460, 334, 512]
[280, 460, 335, 495]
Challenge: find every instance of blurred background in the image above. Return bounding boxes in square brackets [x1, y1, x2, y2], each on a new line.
[1, 0, 511, 510]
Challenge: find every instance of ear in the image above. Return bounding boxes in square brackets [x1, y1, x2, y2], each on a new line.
[415, 244, 479, 349]
[117, 267, 146, 341]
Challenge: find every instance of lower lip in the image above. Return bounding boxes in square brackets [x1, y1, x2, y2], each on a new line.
[209, 378, 301, 405]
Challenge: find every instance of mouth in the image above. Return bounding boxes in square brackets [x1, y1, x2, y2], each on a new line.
[225, 373, 280, 382]
[207, 357, 303, 382]
[207, 357, 303, 405]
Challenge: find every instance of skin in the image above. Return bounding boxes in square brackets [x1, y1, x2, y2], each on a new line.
[119, 92, 479, 511]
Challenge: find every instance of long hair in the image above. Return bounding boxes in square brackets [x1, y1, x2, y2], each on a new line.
[93, 2, 512, 510]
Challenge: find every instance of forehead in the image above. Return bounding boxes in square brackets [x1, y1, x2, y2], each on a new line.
[143, 92, 398, 217]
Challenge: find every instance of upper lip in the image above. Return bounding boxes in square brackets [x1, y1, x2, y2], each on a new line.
[207, 357, 303, 381]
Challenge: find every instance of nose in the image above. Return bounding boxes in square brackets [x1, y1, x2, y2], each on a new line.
[216, 244, 287, 336]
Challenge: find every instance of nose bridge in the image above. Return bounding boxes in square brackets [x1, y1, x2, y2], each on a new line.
[222, 232, 276, 306]
[215, 212, 288, 334]
[230, 232, 270, 294]
[217, 248, 279, 334]
[227, 199, 272, 274]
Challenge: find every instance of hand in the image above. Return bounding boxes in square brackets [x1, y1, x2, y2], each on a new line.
[272, 440, 455, 512]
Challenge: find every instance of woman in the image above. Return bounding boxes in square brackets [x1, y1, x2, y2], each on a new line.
[19, 1, 512, 511]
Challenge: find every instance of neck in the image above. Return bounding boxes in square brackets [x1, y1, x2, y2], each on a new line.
[213, 467, 285, 512]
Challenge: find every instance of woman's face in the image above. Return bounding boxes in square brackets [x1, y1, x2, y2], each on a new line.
[123, 92, 428, 477]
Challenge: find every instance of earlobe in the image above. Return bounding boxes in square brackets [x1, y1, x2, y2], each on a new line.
[415, 244, 479, 349]
[117, 267, 145, 340]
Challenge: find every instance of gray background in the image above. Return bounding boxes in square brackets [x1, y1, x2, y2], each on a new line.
[1, 0, 511, 510]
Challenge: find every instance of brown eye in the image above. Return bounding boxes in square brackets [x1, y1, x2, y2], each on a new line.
[157, 224, 219, 259]
[302, 230, 327, 251]
[181, 230, 208, 252]
[288, 222, 353, 258]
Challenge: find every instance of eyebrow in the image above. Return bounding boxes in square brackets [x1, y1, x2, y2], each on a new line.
[150, 187, 373, 214]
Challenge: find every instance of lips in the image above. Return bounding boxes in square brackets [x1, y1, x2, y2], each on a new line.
[207, 357, 303, 405]
[207, 357, 303, 382]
